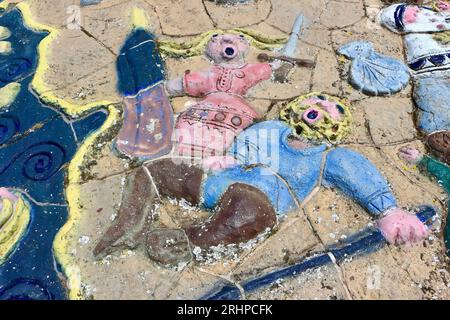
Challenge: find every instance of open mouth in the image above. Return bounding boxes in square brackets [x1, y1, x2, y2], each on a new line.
[223, 46, 236, 59]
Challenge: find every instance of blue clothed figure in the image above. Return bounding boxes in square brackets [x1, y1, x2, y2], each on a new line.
[204, 120, 397, 216]
[380, 4, 450, 135]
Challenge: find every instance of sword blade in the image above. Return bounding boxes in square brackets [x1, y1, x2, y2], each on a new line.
[282, 13, 305, 58]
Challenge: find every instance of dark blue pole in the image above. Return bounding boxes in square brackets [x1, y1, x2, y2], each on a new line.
[200, 206, 436, 300]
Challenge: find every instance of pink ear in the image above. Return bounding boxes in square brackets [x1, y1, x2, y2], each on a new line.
[319, 100, 342, 120]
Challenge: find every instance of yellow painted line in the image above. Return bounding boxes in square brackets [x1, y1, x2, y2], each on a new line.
[0, 196, 31, 265]
[16, 2, 122, 300]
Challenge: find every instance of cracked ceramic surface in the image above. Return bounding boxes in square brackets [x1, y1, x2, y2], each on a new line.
[0, 0, 449, 300]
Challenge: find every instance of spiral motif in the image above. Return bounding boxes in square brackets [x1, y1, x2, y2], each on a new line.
[22, 143, 66, 181]
[0, 58, 32, 83]
[0, 115, 19, 145]
[0, 278, 53, 300]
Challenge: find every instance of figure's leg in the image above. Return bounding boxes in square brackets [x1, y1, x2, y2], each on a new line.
[94, 158, 204, 258]
[94, 166, 157, 257]
[186, 183, 277, 249]
[145, 158, 204, 205]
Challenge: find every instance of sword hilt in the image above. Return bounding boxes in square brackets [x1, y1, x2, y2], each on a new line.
[257, 53, 315, 68]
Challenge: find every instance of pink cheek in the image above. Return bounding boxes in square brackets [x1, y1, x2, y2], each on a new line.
[404, 7, 419, 23]
[320, 102, 342, 120]
[302, 108, 322, 124]
[210, 45, 222, 56]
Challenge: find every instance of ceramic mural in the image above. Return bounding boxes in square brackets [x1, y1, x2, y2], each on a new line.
[96, 31, 429, 274]
[381, 1, 450, 256]
[380, 3, 450, 137]
[0, 0, 449, 301]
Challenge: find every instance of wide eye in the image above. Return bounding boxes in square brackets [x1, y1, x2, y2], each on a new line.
[302, 107, 322, 124]
[212, 34, 219, 38]
[239, 34, 245, 38]
[307, 110, 319, 120]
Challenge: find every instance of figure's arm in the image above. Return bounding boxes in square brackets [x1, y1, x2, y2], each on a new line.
[165, 70, 212, 98]
[255, 58, 291, 83]
[323, 148, 427, 245]
[257, 53, 315, 83]
[323, 148, 397, 215]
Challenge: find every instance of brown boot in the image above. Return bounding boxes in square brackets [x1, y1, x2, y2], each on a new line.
[146, 158, 204, 205]
[425, 131, 450, 165]
[145, 229, 192, 266]
[94, 159, 204, 259]
[185, 183, 277, 249]
[93, 167, 156, 257]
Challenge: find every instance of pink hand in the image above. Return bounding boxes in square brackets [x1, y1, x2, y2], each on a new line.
[377, 208, 428, 246]
[437, 1, 450, 11]
[398, 145, 422, 164]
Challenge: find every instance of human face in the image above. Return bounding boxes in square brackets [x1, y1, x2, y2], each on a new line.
[205, 33, 250, 64]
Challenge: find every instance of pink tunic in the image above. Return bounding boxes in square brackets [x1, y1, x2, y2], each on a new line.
[175, 63, 272, 159]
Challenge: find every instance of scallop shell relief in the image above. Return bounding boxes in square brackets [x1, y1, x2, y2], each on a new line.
[338, 41, 410, 96]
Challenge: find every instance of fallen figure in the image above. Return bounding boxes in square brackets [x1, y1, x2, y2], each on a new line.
[94, 93, 429, 266]
[93, 25, 429, 266]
